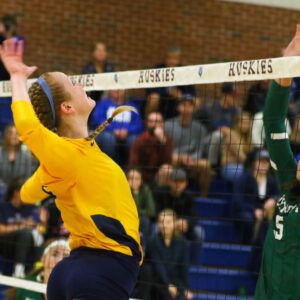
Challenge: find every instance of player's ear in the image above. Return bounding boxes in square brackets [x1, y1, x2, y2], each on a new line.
[60, 102, 75, 115]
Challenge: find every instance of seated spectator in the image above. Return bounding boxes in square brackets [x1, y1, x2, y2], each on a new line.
[147, 209, 193, 300]
[0, 179, 43, 278]
[90, 89, 143, 165]
[251, 111, 291, 149]
[40, 197, 69, 241]
[145, 46, 196, 119]
[152, 164, 174, 191]
[0, 124, 35, 195]
[82, 41, 114, 101]
[233, 150, 279, 244]
[6, 239, 70, 300]
[244, 80, 269, 116]
[195, 83, 241, 133]
[129, 112, 173, 183]
[165, 95, 211, 197]
[127, 168, 155, 243]
[154, 168, 204, 244]
[209, 111, 253, 181]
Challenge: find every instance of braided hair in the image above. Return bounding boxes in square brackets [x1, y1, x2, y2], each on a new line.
[29, 73, 137, 140]
[28, 72, 70, 131]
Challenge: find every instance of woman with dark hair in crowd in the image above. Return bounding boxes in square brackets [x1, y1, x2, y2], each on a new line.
[0, 178, 43, 278]
[233, 150, 280, 244]
[0, 124, 34, 194]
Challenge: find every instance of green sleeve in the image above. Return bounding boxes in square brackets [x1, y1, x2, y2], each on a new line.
[263, 81, 297, 188]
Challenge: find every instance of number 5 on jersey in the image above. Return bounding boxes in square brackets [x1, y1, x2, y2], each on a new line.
[274, 215, 283, 240]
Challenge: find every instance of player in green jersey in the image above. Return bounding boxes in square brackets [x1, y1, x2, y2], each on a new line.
[255, 25, 300, 300]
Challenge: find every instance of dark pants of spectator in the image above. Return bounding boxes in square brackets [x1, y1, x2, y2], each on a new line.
[151, 281, 186, 300]
[0, 229, 35, 274]
[131, 263, 152, 300]
[96, 132, 137, 166]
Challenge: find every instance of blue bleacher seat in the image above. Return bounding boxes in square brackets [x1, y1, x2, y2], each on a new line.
[193, 293, 253, 300]
[189, 267, 256, 294]
[199, 220, 240, 243]
[201, 243, 252, 269]
[195, 198, 230, 218]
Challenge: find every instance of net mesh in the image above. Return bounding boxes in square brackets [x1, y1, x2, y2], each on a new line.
[0, 15, 299, 300]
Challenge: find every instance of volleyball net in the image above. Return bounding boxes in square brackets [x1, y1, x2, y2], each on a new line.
[0, 56, 299, 300]
[1, 56, 300, 96]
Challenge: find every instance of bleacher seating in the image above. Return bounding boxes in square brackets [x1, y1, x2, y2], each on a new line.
[190, 178, 256, 299]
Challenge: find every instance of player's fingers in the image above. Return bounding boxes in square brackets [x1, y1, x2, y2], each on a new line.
[16, 40, 24, 57]
[296, 24, 300, 37]
[6, 38, 15, 55]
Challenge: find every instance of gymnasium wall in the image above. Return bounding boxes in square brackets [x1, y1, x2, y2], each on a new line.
[1, 0, 300, 75]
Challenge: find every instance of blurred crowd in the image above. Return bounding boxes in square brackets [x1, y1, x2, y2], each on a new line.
[1, 13, 300, 300]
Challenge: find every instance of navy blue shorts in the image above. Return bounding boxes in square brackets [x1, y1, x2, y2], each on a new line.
[47, 247, 140, 300]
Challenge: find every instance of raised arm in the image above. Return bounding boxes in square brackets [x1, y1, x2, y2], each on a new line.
[0, 39, 37, 103]
[0, 39, 77, 179]
[264, 25, 300, 188]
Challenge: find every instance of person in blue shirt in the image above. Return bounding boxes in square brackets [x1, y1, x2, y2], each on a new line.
[0, 178, 42, 278]
[90, 89, 143, 165]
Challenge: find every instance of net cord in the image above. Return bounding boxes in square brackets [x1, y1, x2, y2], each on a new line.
[0, 274, 141, 299]
[1, 56, 300, 97]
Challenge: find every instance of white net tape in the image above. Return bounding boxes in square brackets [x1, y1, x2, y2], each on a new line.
[0, 274, 140, 299]
[1, 56, 300, 97]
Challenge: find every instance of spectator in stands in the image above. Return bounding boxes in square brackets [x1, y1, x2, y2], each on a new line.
[127, 168, 155, 243]
[0, 124, 35, 195]
[6, 239, 70, 300]
[145, 46, 196, 119]
[153, 164, 174, 190]
[154, 168, 204, 244]
[251, 111, 291, 149]
[82, 41, 114, 101]
[129, 112, 173, 183]
[90, 89, 143, 165]
[165, 95, 211, 197]
[208, 111, 252, 180]
[0, 179, 43, 278]
[40, 197, 69, 241]
[220, 111, 253, 182]
[244, 80, 269, 116]
[233, 150, 279, 244]
[195, 83, 241, 133]
[147, 209, 193, 300]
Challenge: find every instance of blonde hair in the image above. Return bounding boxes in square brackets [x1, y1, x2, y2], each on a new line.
[29, 73, 137, 141]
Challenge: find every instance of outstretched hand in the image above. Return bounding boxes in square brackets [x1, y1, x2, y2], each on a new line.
[283, 24, 300, 57]
[0, 38, 37, 78]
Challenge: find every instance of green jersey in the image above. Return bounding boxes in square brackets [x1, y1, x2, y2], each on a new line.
[15, 274, 44, 300]
[255, 81, 300, 300]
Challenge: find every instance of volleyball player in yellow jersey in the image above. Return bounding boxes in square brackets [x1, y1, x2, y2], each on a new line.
[0, 39, 142, 300]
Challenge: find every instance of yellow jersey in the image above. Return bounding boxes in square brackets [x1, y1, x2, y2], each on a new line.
[12, 100, 142, 262]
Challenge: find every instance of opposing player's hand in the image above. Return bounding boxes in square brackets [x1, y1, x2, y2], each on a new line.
[283, 24, 300, 57]
[0, 38, 37, 78]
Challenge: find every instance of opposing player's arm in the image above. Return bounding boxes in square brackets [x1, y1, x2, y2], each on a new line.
[263, 81, 297, 187]
[263, 25, 300, 187]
